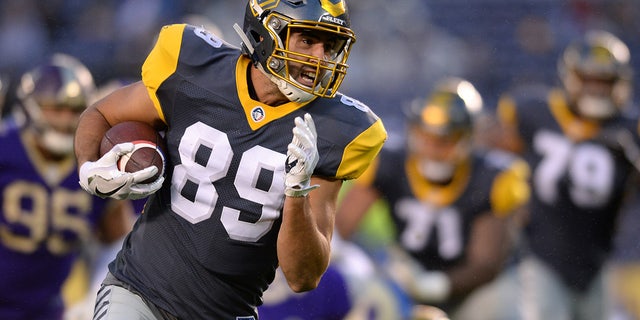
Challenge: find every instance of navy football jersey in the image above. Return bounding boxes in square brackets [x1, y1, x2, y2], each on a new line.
[359, 147, 528, 272]
[0, 122, 111, 320]
[110, 24, 386, 319]
[499, 88, 640, 290]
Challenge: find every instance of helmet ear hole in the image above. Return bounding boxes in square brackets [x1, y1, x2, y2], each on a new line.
[248, 29, 261, 43]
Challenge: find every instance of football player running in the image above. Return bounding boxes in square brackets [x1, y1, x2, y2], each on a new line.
[336, 77, 530, 319]
[494, 30, 640, 320]
[0, 54, 136, 320]
[74, 0, 387, 319]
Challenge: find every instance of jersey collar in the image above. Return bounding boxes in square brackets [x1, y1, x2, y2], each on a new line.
[235, 56, 313, 131]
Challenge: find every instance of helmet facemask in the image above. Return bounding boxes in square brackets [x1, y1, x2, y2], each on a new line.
[237, 1, 355, 102]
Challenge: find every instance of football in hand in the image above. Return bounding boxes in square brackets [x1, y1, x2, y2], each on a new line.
[99, 121, 166, 184]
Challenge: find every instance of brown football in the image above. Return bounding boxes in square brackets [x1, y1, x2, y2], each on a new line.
[99, 121, 166, 184]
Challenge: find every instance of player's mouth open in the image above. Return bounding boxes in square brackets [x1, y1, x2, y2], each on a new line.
[298, 71, 316, 87]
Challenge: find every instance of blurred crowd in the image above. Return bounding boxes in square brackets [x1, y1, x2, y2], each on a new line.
[2, 0, 640, 319]
[2, 1, 640, 122]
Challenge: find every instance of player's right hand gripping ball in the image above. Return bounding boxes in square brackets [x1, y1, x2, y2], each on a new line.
[99, 121, 166, 183]
[285, 113, 319, 197]
[79, 121, 166, 200]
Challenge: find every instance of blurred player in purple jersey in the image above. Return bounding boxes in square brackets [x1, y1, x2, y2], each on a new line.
[74, 0, 386, 319]
[0, 53, 135, 320]
[257, 264, 352, 320]
[258, 234, 423, 320]
[336, 77, 530, 319]
[495, 30, 640, 320]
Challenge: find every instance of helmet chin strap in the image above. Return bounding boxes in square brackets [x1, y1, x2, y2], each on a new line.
[279, 76, 315, 103]
[234, 23, 315, 103]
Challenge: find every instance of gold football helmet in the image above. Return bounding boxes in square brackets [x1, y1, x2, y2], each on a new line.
[558, 30, 633, 120]
[237, 0, 356, 102]
[405, 77, 483, 183]
[17, 53, 95, 155]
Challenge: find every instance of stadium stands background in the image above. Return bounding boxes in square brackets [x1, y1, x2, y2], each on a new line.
[1, 0, 639, 132]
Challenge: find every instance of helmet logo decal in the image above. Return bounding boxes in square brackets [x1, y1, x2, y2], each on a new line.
[320, 0, 346, 17]
[422, 104, 448, 128]
[251, 106, 266, 122]
[590, 46, 613, 65]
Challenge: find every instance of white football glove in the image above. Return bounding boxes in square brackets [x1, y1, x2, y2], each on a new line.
[79, 142, 164, 200]
[285, 113, 320, 197]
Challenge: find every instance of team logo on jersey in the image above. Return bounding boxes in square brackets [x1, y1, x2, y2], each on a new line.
[251, 106, 266, 122]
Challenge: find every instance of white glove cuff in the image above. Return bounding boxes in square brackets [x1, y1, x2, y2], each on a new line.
[414, 271, 451, 303]
[78, 161, 95, 192]
[284, 183, 319, 197]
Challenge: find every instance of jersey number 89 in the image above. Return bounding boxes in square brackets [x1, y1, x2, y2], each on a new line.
[170, 122, 286, 243]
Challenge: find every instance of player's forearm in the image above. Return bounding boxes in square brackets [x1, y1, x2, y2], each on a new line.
[75, 107, 111, 165]
[277, 195, 332, 292]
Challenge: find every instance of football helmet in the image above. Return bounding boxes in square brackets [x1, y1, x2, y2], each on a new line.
[558, 30, 633, 120]
[17, 53, 95, 156]
[405, 77, 483, 183]
[236, 0, 356, 102]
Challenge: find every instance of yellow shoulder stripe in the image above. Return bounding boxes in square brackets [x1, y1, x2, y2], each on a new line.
[337, 118, 387, 180]
[490, 159, 530, 217]
[142, 24, 187, 124]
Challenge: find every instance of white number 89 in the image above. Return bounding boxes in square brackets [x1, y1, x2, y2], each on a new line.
[170, 122, 286, 242]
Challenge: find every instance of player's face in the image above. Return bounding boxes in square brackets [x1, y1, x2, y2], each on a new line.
[580, 75, 615, 97]
[573, 74, 618, 119]
[286, 30, 341, 88]
[40, 104, 83, 135]
[408, 126, 460, 163]
[35, 102, 84, 156]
